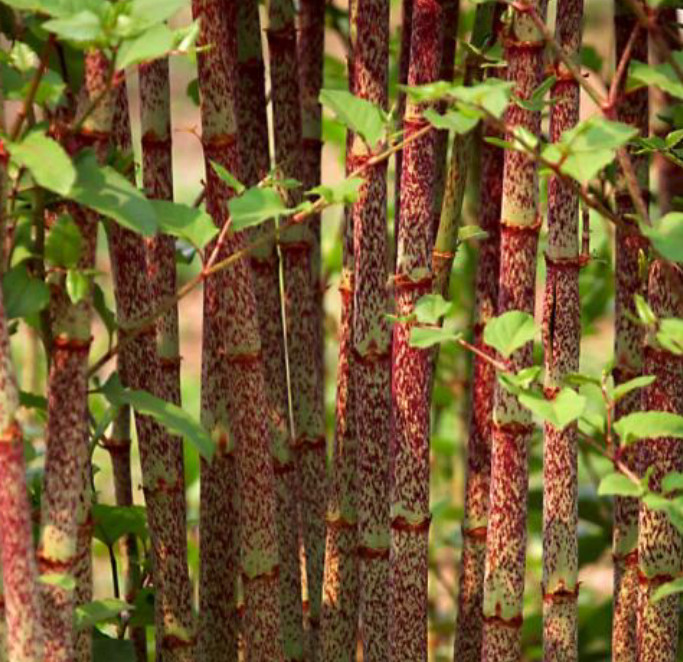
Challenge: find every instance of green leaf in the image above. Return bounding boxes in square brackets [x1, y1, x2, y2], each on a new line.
[653, 577, 683, 603]
[75, 599, 131, 630]
[319, 89, 387, 146]
[308, 177, 363, 205]
[629, 57, 683, 100]
[614, 411, 683, 446]
[68, 152, 157, 237]
[45, 215, 82, 268]
[483, 311, 536, 358]
[423, 108, 479, 134]
[39, 572, 76, 591]
[641, 212, 683, 263]
[228, 186, 289, 233]
[115, 23, 175, 69]
[610, 375, 655, 403]
[662, 472, 683, 494]
[598, 472, 644, 498]
[518, 388, 587, 430]
[458, 225, 488, 242]
[409, 326, 461, 349]
[103, 376, 214, 461]
[66, 269, 91, 304]
[657, 318, 683, 355]
[10, 132, 76, 196]
[499, 366, 543, 394]
[92, 504, 147, 546]
[2, 263, 50, 320]
[414, 294, 454, 324]
[634, 293, 656, 325]
[542, 116, 638, 183]
[151, 201, 217, 250]
[43, 10, 103, 43]
[451, 78, 514, 119]
[92, 631, 136, 662]
[211, 162, 245, 195]
[19, 390, 47, 410]
[129, 0, 187, 25]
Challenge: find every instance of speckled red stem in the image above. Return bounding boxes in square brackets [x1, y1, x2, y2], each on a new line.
[0, 292, 43, 662]
[612, 5, 649, 660]
[636, 260, 682, 662]
[105, 406, 146, 661]
[267, 1, 327, 657]
[541, 3, 583, 660]
[389, 2, 443, 660]
[298, 0, 326, 418]
[350, 1, 391, 659]
[394, 0, 413, 264]
[236, 1, 305, 657]
[110, 81, 196, 662]
[453, 121, 503, 662]
[37, 50, 112, 662]
[193, 2, 283, 660]
[431, 0, 458, 239]
[480, 4, 547, 661]
[320, 39, 361, 657]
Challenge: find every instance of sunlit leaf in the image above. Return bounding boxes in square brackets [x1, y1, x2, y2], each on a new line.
[10, 131, 75, 196]
[483, 311, 536, 358]
[598, 472, 643, 498]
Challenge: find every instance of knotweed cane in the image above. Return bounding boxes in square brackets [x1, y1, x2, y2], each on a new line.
[480, 3, 548, 660]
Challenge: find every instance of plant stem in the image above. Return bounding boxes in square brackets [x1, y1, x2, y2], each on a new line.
[480, 3, 548, 660]
[0, 133, 44, 662]
[541, 2, 583, 660]
[349, 1, 391, 659]
[236, 1, 305, 656]
[452, 15, 503, 657]
[612, 4, 649, 660]
[193, 1, 283, 659]
[267, 1, 327, 656]
[110, 78, 195, 662]
[320, 18, 361, 656]
[636, 259, 683, 662]
[389, 1, 444, 659]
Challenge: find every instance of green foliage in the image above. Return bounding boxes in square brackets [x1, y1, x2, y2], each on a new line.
[614, 411, 683, 446]
[151, 201, 217, 251]
[92, 503, 147, 546]
[483, 310, 536, 358]
[423, 108, 479, 134]
[319, 89, 388, 146]
[653, 577, 683, 603]
[308, 177, 363, 205]
[45, 215, 82, 268]
[75, 598, 132, 629]
[629, 54, 683, 100]
[409, 326, 462, 349]
[414, 294, 454, 324]
[542, 116, 638, 183]
[228, 186, 291, 233]
[598, 473, 643, 498]
[102, 374, 215, 461]
[68, 152, 157, 237]
[2, 263, 50, 319]
[518, 388, 586, 430]
[609, 375, 655, 403]
[641, 212, 683, 263]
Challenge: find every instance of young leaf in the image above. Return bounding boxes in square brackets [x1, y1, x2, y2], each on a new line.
[10, 132, 76, 196]
[75, 599, 132, 630]
[308, 177, 363, 205]
[423, 108, 478, 134]
[629, 57, 683, 101]
[518, 388, 587, 430]
[657, 318, 683, 356]
[319, 89, 387, 146]
[151, 200, 218, 250]
[598, 472, 644, 498]
[634, 293, 656, 325]
[662, 472, 683, 494]
[2, 263, 50, 319]
[614, 411, 683, 446]
[409, 327, 462, 349]
[45, 215, 83, 268]
[609, 375, 656, 403]
[43, 10, 103, 44]
[641, 212, 683, 263]
[68, 152, 157, 237]
[211, 162, 245, 195]
[103, 377, 214, 461]
[414, 293, 454, 324]
[483, 310, 536, 358]
[66, 269, 91, 304]
[228, 186, 290, 232]
[115, 23, 175, 69]
[653, 577, 683, 603]
[92, 504, 148, 546]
